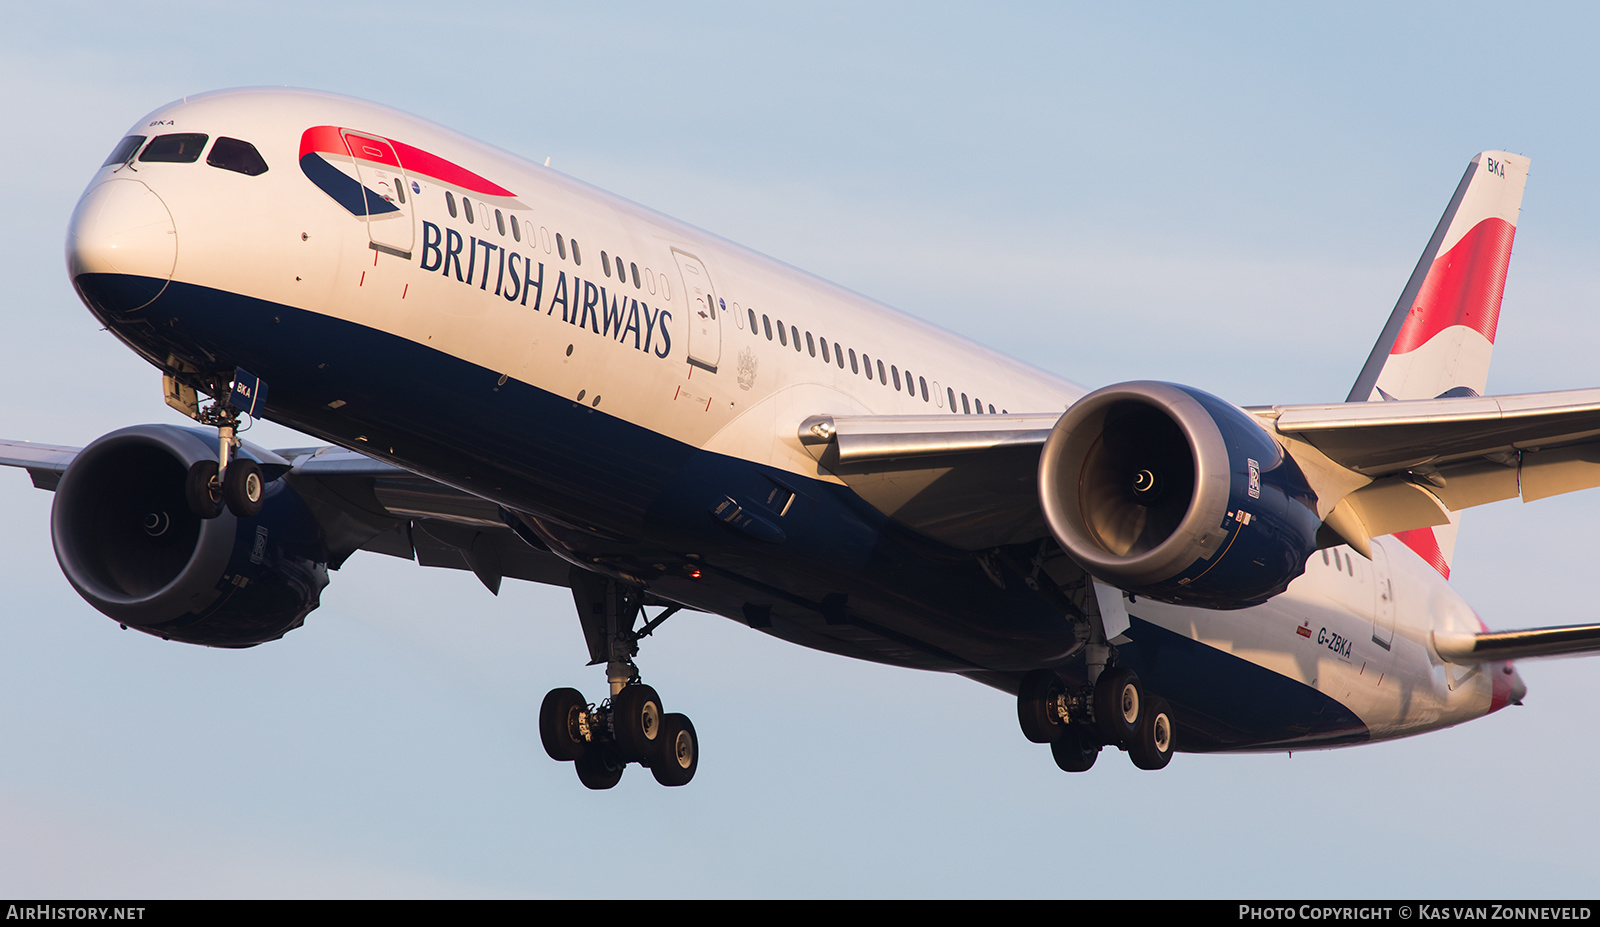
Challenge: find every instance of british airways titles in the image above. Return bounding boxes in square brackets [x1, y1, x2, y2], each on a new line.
[418, 220, 674, 359]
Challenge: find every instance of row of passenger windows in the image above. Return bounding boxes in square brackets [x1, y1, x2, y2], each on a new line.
[103, 133, 269, 177]
[441, 190, 671, 299]
[741, 307, 1003, 414]
[106, 133, 994, 410]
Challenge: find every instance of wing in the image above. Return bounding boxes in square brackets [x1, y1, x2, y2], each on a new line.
[1260, 387, 1600, 545]
[798, 385, 1600, 553]
[0, 439, 571, 595]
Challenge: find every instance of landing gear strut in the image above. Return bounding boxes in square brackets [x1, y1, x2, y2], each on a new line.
[171, 367, 269, 519]
[539, 571, 699, 789]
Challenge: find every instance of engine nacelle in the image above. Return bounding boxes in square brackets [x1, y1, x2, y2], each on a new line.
[50, 425, 330, 647]
[1038, 381, 1320, 609]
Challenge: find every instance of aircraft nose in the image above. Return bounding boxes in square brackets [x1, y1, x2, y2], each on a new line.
[65, 178, 176, 313]
[1508, 665, 1527, 705]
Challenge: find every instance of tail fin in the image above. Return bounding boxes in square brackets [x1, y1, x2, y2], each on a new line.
[1347, 151, 1530, 577]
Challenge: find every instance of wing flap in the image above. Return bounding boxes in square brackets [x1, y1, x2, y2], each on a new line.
[798, 413, 1057, 550]
[1266, 387, 1600, 473]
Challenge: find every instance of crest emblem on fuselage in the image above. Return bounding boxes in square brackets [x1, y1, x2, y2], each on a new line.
[737, 348, 757, 391]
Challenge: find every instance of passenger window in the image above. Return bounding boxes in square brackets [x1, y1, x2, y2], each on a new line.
[463, 198, 475, 224]
[892, 366, 901, 390]
[601, 251, 612, 277]
[806, 332, 816, 357]
[1322, 550, 1330, 565]
[877, 360, 886, 384]
[206, 137, 268, 176]
[962, 393, 971, 414]
[395, 179, 406, 204]
[616, 255, 627, 281]
[947, 387, 956, 411]
[140, 133, 208, 164]
[862, 354, 871, 377]
[446, 192, 458, 218]
[511, 218, 522, 242]
[102, 136, 146, 168]
[777, 320, 788, 346]
[791, 325, 801, 352]
[919, 377, 928, 401]
[571, 239, 582, 265]
[748, 308, 758, 332]
[557, 233, 567, 260]
[495, 209, 505, 235]
[820, 338, 830, 364]
[989, 404, 996, 414]
[849, 349, 859, 374]
[631, 262, 641, 289]
[763, 315, 773, 340]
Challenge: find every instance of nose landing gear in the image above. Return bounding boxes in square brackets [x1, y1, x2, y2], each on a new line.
[169, 367, 270, 519]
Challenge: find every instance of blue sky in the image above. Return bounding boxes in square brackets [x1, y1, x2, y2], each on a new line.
[2, 2, 1599, 897]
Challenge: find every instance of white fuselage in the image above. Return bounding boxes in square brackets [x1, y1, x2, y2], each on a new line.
[67, 87, 1514, 751]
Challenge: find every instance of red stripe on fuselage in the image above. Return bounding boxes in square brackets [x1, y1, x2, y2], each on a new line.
[297, 126, 516, 198]
[1395, 527, 1450, 579]
[1389, 217, 1515, 354]
[389, 138, 514, 197]
[298, 125, 349, 160]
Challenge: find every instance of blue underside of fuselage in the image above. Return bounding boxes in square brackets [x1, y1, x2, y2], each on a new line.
[71, 272, 1370, 752]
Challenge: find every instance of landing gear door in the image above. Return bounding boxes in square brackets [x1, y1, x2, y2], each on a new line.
[674, 249, 721, 373]
[341, 130, 414, 259]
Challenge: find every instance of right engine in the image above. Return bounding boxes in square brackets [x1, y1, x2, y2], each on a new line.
[50, 425, 329, 647]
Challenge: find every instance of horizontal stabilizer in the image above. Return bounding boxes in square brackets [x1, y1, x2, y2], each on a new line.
[1433, 623, 1600, 663]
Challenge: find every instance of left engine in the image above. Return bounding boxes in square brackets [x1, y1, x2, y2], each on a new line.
[1038, 381, 1321, 609]
[50, 425, 330, 647]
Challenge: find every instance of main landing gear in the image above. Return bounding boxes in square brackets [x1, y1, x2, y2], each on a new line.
[1016, 665, 1175, 772]
[540, 571, 699, 789]
[540, 683, 699, 788]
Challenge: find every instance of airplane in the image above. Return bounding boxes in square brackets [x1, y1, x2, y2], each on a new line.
[10, 86, 1600, 789]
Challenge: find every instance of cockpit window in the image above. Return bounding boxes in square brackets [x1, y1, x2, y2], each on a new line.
[140, 133, 209, 164]
[206, 137, 269, 176]
[102, 136, 146, 168]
